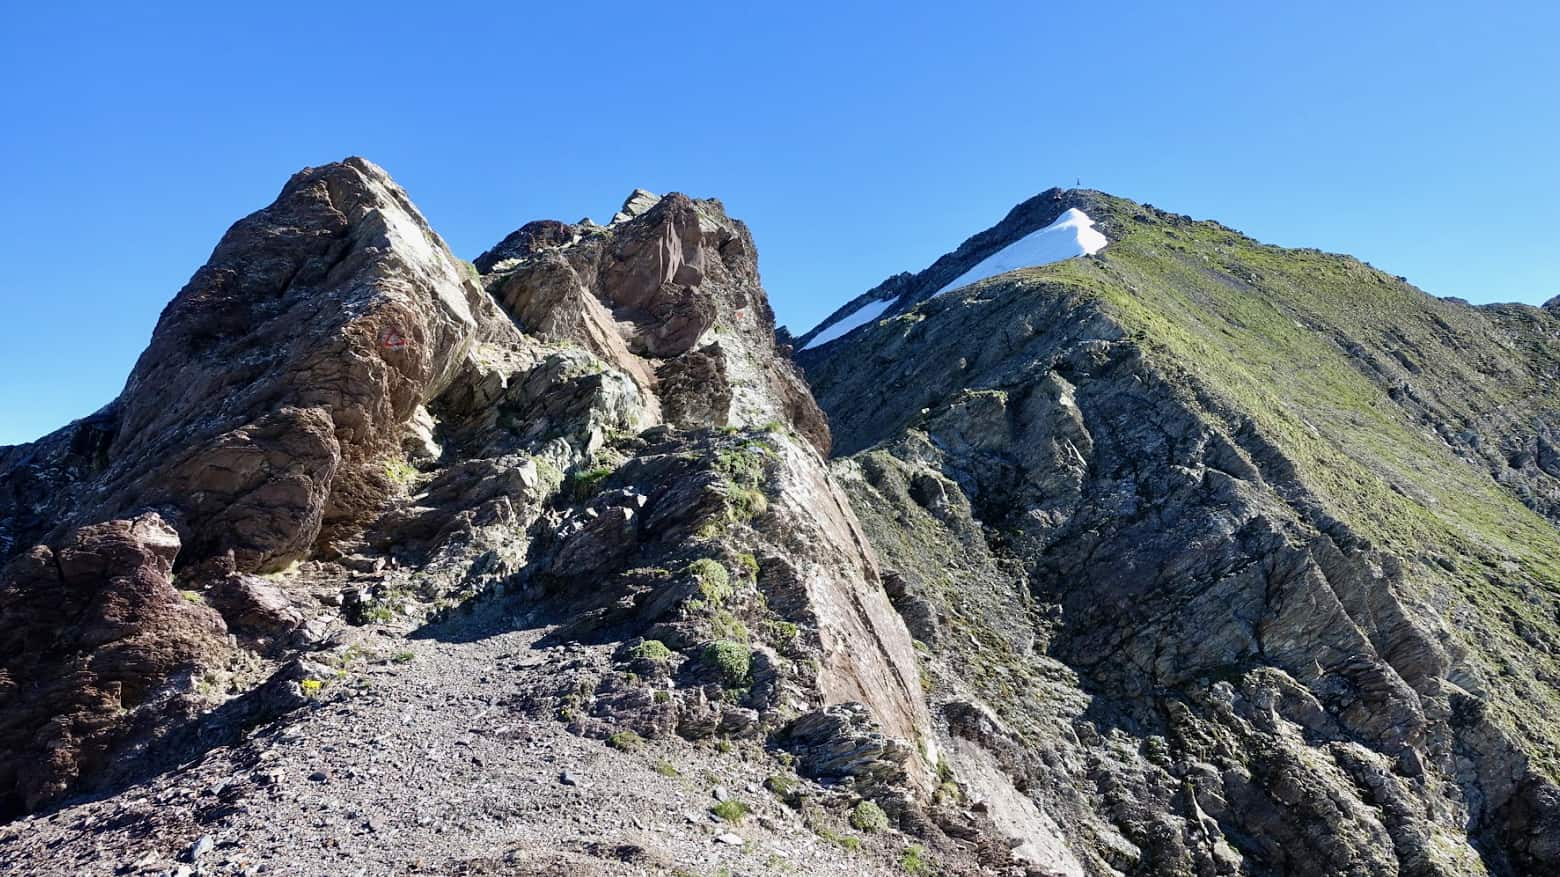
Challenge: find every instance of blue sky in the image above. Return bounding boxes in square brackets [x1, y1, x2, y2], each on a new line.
[2, 2, 1556, 445]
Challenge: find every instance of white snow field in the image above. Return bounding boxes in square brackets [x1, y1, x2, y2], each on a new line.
[800, 296, 896, 350]
[935, 208, 1107, 296]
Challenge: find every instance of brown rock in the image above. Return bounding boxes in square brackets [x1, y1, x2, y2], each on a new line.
[0, 513, 229, 816]
[206, 573, 305, 637]
[3, 157, 511, 575]
[483, 191, 830, 454]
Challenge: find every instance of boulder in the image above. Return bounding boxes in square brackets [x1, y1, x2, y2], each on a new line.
[0, 514, 229, 816]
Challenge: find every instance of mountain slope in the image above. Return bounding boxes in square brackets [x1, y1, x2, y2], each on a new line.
[0, 164, 1023, 876]
[798, 192, 1560, 875]
[4, 164, 1559, 877]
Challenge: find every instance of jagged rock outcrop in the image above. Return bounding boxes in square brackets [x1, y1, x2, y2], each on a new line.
[800, 191, 1560, 876]
[477, 189, 832, 456]
[0, 162, 952, 876]
[6, 160, 1558, 876]
[0, 159, 520, 815]
[0, 513, 228, 818]
[469, 190, 933, 792]
[0, 158, 507, 575]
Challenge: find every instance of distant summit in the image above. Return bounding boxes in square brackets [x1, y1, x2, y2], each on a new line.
[793, 187, 1124, 351]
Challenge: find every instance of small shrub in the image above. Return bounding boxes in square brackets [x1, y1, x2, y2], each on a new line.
[735, 552, 759, 578]
[727, 487, 768, 521]
[715, 447, 768, 484]
[850, 799, 890, 833]
[653, 690, 671, 703]
[815, 826, 860, 852]
[765, 774, 798, 797]
[901, 844, 933, 875]
[390, 650, 415, 664]
[300, 679, 324, 697]
[687, 559, 732, 603]
[607, 730, 643, 751]
[630, 639, 674, 662]
[702, 641, 751, 686]
[765, 619, 799, 642]
[179, 589, 205, 604]
[568, 465, 614, 499]
[534, 459, 565, 492]
[710, 798, 749, 823]
[383, 459, 418, 487]
[653, 758, 680, 777]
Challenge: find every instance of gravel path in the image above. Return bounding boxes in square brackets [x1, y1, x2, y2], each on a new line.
[0, 596, 920, 876]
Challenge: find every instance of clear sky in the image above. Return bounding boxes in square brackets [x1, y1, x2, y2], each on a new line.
[2, 2, 1556, 445]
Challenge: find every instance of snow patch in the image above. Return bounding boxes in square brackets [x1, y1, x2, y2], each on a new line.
[935, 208, 1107, 296]
[801, 296, 895, 351]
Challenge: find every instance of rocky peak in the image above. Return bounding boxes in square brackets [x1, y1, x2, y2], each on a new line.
[478, 190, 831, 454]
[0, 159, 955, 870]
[3, 157, 505, 577]
[1545, 293, 1560, 313]
[799, 185, 1560, 874]
[611, 187, 662, 224]
[472, 219, 578, 273]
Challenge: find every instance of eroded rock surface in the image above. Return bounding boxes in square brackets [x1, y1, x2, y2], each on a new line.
[5, 164, 1560, 877]
[0, 163, 965, 875]
[801, 192, 1560, 876]
[0, 513, 228, 818]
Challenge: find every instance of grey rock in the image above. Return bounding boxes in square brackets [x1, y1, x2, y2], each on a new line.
[182, 834, 213, 862]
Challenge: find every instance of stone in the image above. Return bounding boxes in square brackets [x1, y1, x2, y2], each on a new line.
[206, 574, 304, 637]
[182, 834, 214, 862]
[0, 513, 229, 816]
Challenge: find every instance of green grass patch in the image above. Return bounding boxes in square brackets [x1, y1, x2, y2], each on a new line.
[606, 730, 643, 751]
[710, 798, 749, 823]
[629, 639, 674, 662]
[901, 843, 933, 875]
[568, 465, 614, 499]
[687, 558, 733, 603]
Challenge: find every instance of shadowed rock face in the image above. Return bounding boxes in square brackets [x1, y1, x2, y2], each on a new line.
[0, 513, 228, 818]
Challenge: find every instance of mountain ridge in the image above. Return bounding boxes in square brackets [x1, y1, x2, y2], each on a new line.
[798, 189, 1560, 874]
[1, 161, 1558, 876]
